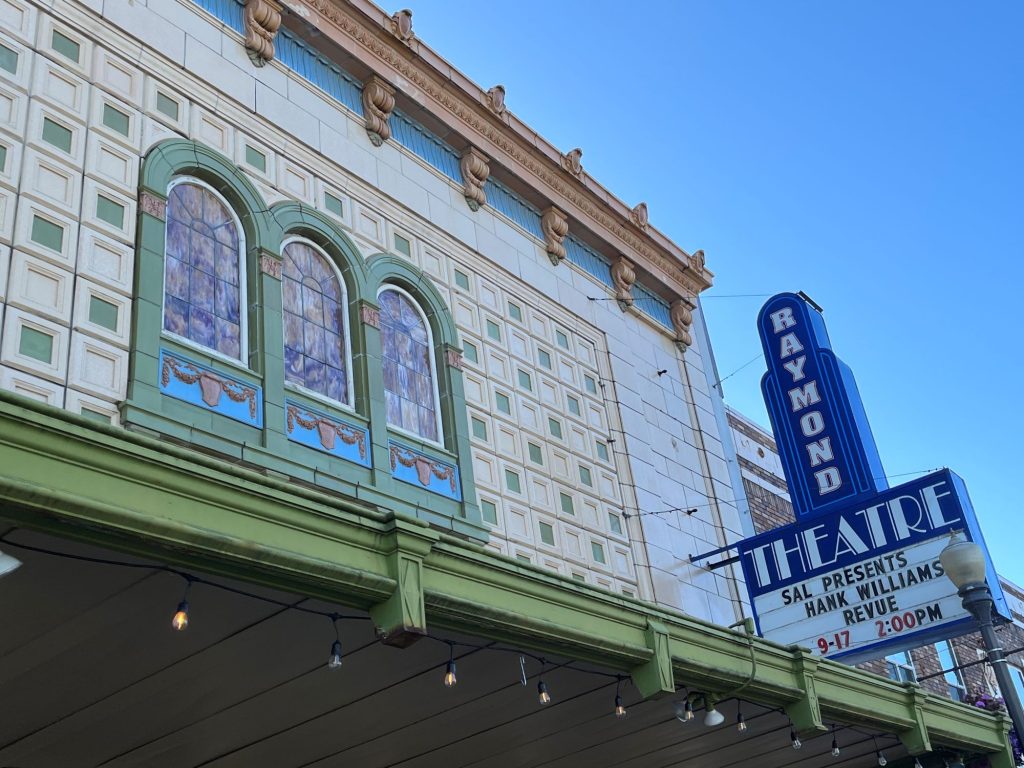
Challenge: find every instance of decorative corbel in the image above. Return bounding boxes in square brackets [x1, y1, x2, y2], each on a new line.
[630, 619, 675, 699]
[689, 248, 706, 274]
[390, 8, 414, 44]
[486, 85, 506, 115]
[243, 0, 282, 67]
[630, 202, 649, 230]
[361, 75, 396, 147]
[670, 296, 696, 351]
[540, 206, 568, 266]
[561, 147, 583, 176]
[610, 255, 636, 310]
[459, 147, 490, 211]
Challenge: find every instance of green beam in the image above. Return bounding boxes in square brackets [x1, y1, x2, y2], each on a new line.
[0, 392, 1010, 762]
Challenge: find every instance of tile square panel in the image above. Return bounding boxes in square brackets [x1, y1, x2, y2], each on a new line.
[68, 331, 127, 399]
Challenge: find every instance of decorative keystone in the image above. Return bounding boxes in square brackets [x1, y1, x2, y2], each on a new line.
[670, 296, 696, 351]
[459, 147, 490, 212]
[390, 8, 414, 43]
[243, 0, 282, 66]
[610, 255, 636, 310]
[362, 75, 396, 147]
[486, 85, 506, 115]
[562, 147, 583, 176]
[541, 206, 568, 266]
[631, 202, 649, 230]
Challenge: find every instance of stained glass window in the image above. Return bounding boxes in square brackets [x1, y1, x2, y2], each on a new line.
[282, 240, 349, 404]
[163, 181, 243, 359]
[379, 287, 439, 442]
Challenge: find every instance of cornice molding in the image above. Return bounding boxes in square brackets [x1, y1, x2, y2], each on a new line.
[287, 0, 713, 301]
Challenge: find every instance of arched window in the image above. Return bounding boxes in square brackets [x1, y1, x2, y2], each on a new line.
[379, 286, 440, 442]
[162, 179, 245, 360]
[282, 238, 351, 406]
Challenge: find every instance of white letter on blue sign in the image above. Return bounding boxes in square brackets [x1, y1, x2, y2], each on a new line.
[800, 411, 825, 437]
[783, 355, 807, 382]
[779, 333, 804, 359]
[814, 467, 842, 495]
[806, 437, 834, 467]
[921, 482, 959, 528]
[788, 381, 821, 412]
[770, 308, 796, 333]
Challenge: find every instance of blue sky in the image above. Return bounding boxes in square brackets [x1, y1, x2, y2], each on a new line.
[415, 3, 1024, 581]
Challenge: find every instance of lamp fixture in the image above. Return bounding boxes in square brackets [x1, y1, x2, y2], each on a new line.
[703, 695, 725, 727]
[614, 677, 626, 718]
[0, 547, 22, 577]
[877, 750, 888, 766]
[736, 709, 747, 733]
[328, 615, 343, 670]
[831, 726, 840, 757]
[790, 729, 802, 750]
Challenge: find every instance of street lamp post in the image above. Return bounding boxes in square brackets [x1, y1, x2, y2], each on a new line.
[940, 534, 1024, 743]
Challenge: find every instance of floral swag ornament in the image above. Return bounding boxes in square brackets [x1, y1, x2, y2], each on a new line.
[162, 356, 258, 419]
[286, 405, 366, 458]
[389, 445, 457, 492]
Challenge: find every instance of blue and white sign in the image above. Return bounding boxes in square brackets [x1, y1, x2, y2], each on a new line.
[739, 469, 1008, 662]
[758, 293, 886, 519]
[739, 293, 1008, 662]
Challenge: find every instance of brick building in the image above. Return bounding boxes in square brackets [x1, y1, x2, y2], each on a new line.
[728, 405, 1024, 705]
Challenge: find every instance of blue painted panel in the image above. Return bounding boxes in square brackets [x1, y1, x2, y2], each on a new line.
[191, 0, 244, 34]
[275, 28, 363, 115]
[632, 284, 673, 331]
[738, 468, 1009, 663]
[390, 110, 462, 184]
[284, 400, 371, 467]
[564, 235, 612, 287]
[484, 178, 545, 240]
[159, 349, 263, 427]
[389, 440, 462, 501]
[758, 293, 886, 519]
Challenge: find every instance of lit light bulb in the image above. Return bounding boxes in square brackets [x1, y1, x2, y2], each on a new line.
[791, 730, 802, 750]
[171, 600, 189, 631]
[328, 639, 343, 670]
[878, 751, 888, 766]
[737, 712, 747, 733]
[675, 699, 694, 722]
[615, 693, 626, 718]
[832, 738, 840, 758]
[444, 659, 457, 688]
[538, 680, 551, 705]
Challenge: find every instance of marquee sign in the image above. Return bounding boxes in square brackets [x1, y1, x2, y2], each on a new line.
[737, 292, 1008, 662]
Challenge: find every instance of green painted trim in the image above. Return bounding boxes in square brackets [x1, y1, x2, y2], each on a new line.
[0, 393, 1011, 762]
[630, 618, 674, 698]
[366, 254, 481, 529]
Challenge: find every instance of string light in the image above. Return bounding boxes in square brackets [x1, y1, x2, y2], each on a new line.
[444, 643, 457, 688]
[675, 699, 694, 723]
[831, 726, 840, 757]
[538, 680, 551, 705]
[877, 751, 887, 766]
[736, 703, 747, 733]
[914, 759, 923, 768]
[614, 677, 626, 718]
[171, 578, 192, 631]
[790, 728, 802, 750]
[328, 615, 342, 670]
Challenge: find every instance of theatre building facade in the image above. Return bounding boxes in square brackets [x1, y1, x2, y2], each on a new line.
[0, 0, 1015, 765]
